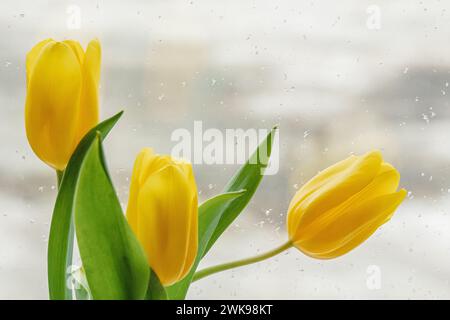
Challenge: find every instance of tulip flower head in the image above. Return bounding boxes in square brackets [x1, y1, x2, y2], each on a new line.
[126, 148, 198, 286]
[287, 150, 406, 259]
[25, 39, 101, 170]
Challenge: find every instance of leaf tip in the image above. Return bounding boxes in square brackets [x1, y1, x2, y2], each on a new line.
[109, 110, 125, 123]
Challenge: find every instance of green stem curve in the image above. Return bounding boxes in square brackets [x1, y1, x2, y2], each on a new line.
[55, 169, 75, 300]
[56, 170, 64, 189]
[193, 241, 292, 282]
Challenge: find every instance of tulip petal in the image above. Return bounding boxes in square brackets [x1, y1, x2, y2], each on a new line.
[179, 193, 198, 278]
[136, 165, 197, 285]
[127, 148, 178, 231]
[139, 153, 173, 186]
[365, 162, 400, 195]
[288, 150, 383, 238]
[63, 40, 85, 64]
[25, 42, 82, 170]
[287, 155, 357, 236]
[296, 189, 406, 259]
[296, 162, 401, 240]
[126, 148, 152, 232]
[77, 39, 101, 142]
[26, 39, 54, 84]
[171, 160, 199, 275]
[176, 160, 198, 195]
[289, 156, 357, 207]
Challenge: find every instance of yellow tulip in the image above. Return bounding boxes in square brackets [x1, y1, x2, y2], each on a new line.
[126, 148, 198, 286]
[287, 150, 406, 259]
[25, 38, 101, 171]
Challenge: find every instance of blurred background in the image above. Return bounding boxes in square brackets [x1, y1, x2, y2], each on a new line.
[1, 0, 450, 299]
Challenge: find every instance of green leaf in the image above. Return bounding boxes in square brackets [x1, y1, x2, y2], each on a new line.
[165, 190, 246, 299]
[204, 125, 278, 255]
[145, 269, 168, 300]
[48, 111, 123, 300]
[166, 126, 277, 299]
[74, 134, 149, 299]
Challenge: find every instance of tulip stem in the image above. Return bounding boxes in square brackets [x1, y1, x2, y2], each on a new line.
[193, 241, 292, 282]
[56, 170, 64, 189]
[56, 169, 75, 299]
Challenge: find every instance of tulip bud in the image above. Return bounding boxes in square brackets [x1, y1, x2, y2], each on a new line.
[126, 148, 198, 286]
[25, 39, 101, 171]
[287, 150, 406, 259]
